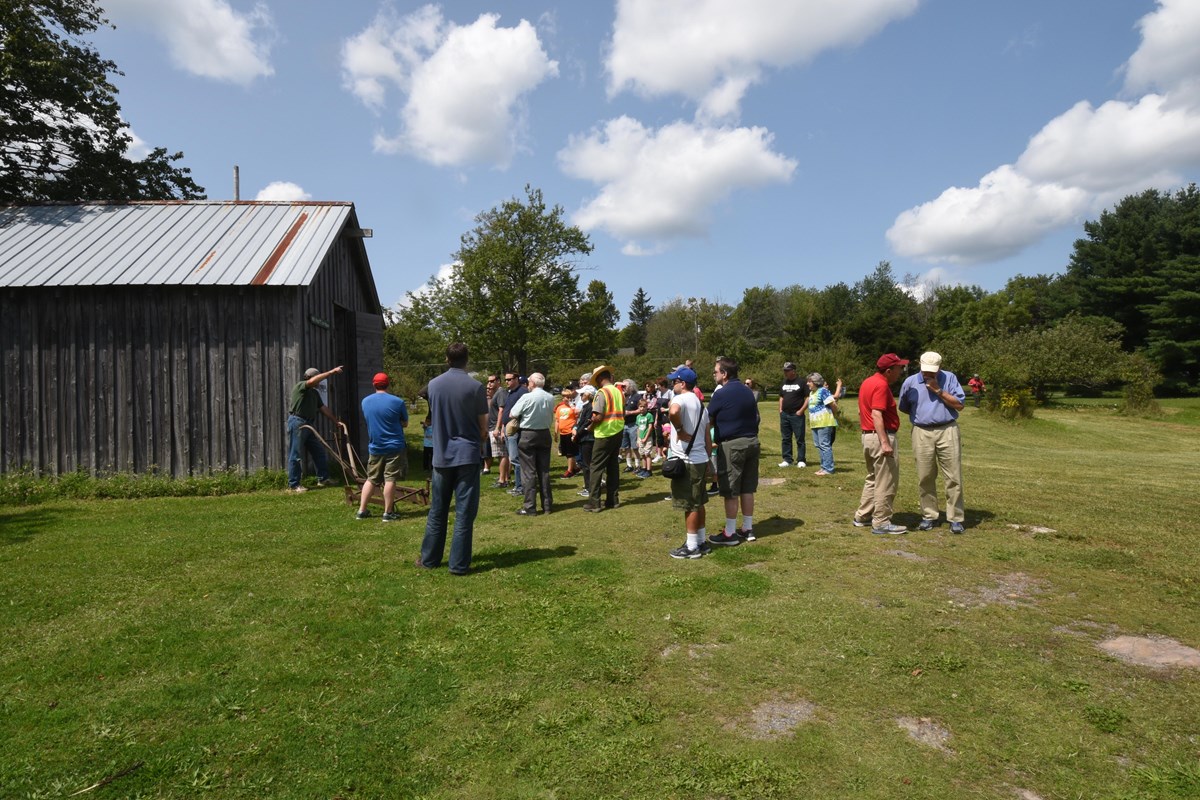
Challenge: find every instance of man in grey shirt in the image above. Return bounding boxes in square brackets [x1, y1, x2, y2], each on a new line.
[508, 372, 557, 515]
[417, 343, 488, 575]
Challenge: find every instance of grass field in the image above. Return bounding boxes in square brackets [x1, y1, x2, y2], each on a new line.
[2, 401, 1199, 799]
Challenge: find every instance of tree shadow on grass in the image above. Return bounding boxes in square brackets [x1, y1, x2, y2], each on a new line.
[470, 545, 577, 573]
[0, 506, 75, 545]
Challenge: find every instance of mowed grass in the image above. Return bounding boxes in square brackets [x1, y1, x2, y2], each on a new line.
[2, 401, 1199, 799]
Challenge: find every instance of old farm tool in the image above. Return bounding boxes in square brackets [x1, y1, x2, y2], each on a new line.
[299, 422, 429, 508]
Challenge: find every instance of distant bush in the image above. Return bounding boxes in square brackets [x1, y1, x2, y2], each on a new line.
[0, 468, 288, 506]
[1120, 352, 1163, 415]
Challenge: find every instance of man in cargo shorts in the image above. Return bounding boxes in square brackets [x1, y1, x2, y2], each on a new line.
[357, 372, 409, 522]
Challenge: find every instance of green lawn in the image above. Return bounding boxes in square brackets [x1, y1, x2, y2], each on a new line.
[2, 402, 1199, 799]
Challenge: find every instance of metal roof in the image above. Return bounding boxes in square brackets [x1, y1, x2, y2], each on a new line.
[0, 201, 360, 288]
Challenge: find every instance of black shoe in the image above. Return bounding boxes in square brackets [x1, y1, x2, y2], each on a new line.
[516, 508, 537, 516]
[582, 504, 602, 513]
[918, 519, 937, 531]
[669, 544, 704, 559]
[707, 531, 742, 547]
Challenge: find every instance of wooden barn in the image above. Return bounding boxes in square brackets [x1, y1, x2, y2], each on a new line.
[0, 201, 384, 477]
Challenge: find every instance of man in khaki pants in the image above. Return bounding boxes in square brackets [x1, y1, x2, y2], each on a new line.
[898, 351, 967, 534]
[854, 353, 908, 535]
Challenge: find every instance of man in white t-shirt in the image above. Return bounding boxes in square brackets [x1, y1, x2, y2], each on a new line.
[665, 367, 713, 559]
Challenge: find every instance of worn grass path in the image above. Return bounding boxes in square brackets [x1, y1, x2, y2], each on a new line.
[2, 401, 1199, 798]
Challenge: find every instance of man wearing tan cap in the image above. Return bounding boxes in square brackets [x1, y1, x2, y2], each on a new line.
[898, 351, 966, 534]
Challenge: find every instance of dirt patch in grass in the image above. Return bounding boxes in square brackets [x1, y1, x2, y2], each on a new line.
[1052, 620, 1119, 638]
[947, 572, 1049, 608]
[1008, 523, 1057, 535]
[726, 697, 817, 740]
[884, 549, 929, 562]
[758, 477, 787, 487]
[1098, 635, 1200, 669]
[897, 716, 953, 754]
[660, 643, 724, 660]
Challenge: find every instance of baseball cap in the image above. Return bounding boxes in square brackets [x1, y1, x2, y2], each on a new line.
[667, 366, 698, 384]
[919, 352, 942, 372]
[783, 361, 797, 371]
[372, 372, 389, 388]
[876, 353, 909, 369]
[304, 367, 320, 378]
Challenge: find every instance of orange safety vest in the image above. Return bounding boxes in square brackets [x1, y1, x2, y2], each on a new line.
[594, 384, 625, 438]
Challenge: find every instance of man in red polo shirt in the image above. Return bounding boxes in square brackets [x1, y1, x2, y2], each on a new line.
[854, 353, 909, 535]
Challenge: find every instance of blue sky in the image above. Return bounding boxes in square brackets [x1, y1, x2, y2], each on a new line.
[94, 0, 1200, 316]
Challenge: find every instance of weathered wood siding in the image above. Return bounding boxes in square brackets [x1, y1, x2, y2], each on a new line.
[0, 235, 383, 477]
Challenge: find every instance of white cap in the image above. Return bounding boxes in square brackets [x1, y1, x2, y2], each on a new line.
[919, 351, 942, 372]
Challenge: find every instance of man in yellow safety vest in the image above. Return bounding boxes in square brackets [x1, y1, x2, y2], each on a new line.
[584, 365, 625, 511]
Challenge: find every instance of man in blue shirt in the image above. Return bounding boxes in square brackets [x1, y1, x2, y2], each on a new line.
[898, 351, 967, 534]
[357, 372, 409, 522]
[706, 356, 762, 546]
[417, 343, 488, 575]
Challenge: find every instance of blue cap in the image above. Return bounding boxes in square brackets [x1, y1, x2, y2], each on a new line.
[667, 366, 697, 384]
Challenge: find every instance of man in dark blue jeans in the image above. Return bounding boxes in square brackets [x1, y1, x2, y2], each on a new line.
[287, 365, 343, 492]
[417, 343, 488, 575]
[778, 361, 807, 468]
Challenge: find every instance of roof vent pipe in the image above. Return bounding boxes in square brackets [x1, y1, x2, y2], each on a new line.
[234, 165, 240, 201]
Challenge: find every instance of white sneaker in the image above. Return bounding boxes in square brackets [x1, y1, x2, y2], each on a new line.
[796, 461, 807, 468]
[777, 460, 791, 468]
[289, 486, 308, 493]
[651, 454, 662, 464]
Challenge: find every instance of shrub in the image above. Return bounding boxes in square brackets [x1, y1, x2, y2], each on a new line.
[0, 469, 290, 507]
[1120, 352, 1163, 415]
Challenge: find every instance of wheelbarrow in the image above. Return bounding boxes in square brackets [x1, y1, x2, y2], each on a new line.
[299, 422, 430, 508]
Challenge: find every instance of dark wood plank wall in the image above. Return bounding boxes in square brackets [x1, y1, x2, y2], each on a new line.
[300, 235, 383, 458]
[0, 286, 301, 476]
[0, 231, 383, 478]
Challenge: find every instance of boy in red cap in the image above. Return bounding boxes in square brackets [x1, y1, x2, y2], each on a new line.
[358, 372, 409, 521]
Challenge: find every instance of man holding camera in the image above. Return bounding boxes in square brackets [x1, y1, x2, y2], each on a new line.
[898, 351, 966, 534]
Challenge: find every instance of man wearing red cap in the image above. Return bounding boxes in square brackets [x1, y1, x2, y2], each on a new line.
[357, 372, 409, 522]
[855, 353, 908, 535]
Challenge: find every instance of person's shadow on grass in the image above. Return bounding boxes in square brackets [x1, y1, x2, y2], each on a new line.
[747, 515, 804, 540]
[470, 545, 577, 573]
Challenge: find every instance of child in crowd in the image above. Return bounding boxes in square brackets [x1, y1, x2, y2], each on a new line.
[555, 386, 581, 477]
[635, 398, 655, 478]
[421, 416, 433, 472]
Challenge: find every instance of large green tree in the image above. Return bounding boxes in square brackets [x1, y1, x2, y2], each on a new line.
[0, 0, 204, 202]
[619, 286, 654, 355]
[1066, 185, 1200, 391]
[412, 185, 594, 375]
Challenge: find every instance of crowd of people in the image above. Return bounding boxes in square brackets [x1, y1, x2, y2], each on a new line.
[289, 344, 971, 573]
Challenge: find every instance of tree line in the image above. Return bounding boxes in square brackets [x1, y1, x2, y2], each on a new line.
[387, 184, 1199, 413]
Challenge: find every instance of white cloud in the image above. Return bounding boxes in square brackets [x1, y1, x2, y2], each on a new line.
[1123, 0, 1200, 109]
[606, 0, 918, 119]
[558, 116, 797, 253]
[888, 0, 1200, 264]
[342, 5, 558, 168]
[255, 181, 311, 201]
[888, 167, 1090, 264]
[399, 262, 457, 307]
[103, 0, 274, 85]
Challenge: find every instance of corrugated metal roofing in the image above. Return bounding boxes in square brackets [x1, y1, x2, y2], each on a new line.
[0, 201, 357, 288]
